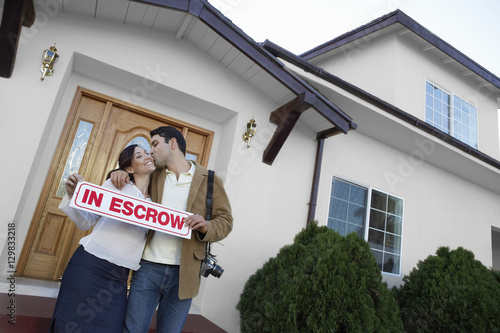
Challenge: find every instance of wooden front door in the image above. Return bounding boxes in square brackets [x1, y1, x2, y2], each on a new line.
[18, 87, 214, 281]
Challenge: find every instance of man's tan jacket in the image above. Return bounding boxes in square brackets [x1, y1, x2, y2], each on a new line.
[149, 162, 233, 299]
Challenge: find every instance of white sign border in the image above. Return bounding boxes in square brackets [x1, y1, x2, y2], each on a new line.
[70, 182, 192, 239]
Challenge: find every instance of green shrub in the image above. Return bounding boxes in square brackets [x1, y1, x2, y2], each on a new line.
[237, 222, 402, 333]
[392, 246, 500, 332]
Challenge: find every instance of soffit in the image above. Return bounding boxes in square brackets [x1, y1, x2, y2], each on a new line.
[310, 24, 498, 96]
[268, 43, 500, 172]
[289, 62, 500, 194]
[399, 26, 499, 95]
[34, 0, 295, 106]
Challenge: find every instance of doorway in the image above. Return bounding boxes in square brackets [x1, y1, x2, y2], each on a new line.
[17, 87, 214, 281]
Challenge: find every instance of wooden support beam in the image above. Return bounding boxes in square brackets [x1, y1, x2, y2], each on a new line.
[23, 0, 36, 27]
[263, 92, 314, 165]
[269, 91, 316, 126]
[0, 0, 34, 78]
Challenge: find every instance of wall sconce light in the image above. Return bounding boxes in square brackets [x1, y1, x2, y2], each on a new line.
[242, 117, 257, 148]
[40, 44, 59, 82]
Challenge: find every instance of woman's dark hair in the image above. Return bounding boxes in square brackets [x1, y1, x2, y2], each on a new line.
[150, 126, 186, 155]
[106, 144, 139, 181]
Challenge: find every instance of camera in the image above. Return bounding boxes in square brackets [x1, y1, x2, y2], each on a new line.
[200, 254, 224, 278]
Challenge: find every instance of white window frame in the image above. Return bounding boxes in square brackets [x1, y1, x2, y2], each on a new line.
[425, 80, 479, 148]
[327, 175, 405, 277]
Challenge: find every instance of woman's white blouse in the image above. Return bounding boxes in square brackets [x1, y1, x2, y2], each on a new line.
[58, 179, 149, 270]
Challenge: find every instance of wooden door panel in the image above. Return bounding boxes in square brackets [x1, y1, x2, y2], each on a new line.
[18, 87, 214, 281]
[186, 131, 209, 162]
[96, 105, 167, 181]
[36, 212, 65, 255]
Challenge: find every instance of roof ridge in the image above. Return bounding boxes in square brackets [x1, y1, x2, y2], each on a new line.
[299, 9, 500, 88]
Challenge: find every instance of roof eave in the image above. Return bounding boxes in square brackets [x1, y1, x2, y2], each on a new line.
[138, 0, 356, 165]
[265, 38, 500, 171]
[300, 9, 500, 90]
[0, 0, 36, 78]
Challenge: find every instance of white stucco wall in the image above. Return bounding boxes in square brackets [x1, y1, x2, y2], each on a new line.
[315, 130, 500, 286]
[312, 29, 500, 160]
[395, 34, 500, 160]
[0, 10, 319, 332]
[314, 32, 399, 105]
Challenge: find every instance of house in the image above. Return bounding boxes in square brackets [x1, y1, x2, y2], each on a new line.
[263, 9, 500, 287]
[0, 1, 499, 332]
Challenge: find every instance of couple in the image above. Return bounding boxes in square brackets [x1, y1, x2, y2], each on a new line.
[49, 126, 233, 333]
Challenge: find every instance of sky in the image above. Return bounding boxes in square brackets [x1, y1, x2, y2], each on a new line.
[208, 0, 500, 78]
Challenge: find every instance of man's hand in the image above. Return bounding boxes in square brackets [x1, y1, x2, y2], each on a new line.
[110, 170, 130, 190]
[65, 174, 84, 199]
[184, 214, 207, 234]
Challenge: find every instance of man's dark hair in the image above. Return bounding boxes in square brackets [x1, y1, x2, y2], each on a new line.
[150, 126, 187, 155]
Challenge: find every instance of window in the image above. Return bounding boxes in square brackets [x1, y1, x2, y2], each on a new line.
[328, 177, 404, 275]
[425, 81, 478, 148]
[57, 120, 93, 197]
[452, 95, 478, 147]
[127, 136, 151, 153]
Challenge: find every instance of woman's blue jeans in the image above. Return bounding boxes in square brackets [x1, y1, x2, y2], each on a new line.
[123, 259, 192, 333]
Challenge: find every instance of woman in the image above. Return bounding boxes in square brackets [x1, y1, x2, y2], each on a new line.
[48, 144, 156, 333]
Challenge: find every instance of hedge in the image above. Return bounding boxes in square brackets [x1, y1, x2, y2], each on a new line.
[237, 222, 402, 332]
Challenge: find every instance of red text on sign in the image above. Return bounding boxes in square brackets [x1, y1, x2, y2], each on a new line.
[109, 197, 184, 229]
[82, 189, 103, 207]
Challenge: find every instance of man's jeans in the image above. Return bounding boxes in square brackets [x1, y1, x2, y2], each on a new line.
[123, 260, 192, 333]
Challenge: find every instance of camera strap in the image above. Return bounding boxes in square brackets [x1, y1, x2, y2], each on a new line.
[205, 169, 214, 221]
[205, 170, 215, 256]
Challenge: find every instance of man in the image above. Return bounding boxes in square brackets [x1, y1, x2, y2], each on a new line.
[111, 126, 233, 333]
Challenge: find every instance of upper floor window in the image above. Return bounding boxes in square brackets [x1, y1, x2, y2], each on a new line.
[327, 177, 404, 275]
[425, 81, 478, 148]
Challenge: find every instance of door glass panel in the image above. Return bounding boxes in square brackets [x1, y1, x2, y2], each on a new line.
[115, 136, 152, 169]
[127, 136, 150, 152]
[186, 153, 197, 162]
[56, 121, 93, 196]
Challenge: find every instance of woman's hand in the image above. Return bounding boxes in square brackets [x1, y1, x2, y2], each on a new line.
[65, 174, 84, 199]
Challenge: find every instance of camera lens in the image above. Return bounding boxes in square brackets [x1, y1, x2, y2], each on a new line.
[211, 265, 224, 278]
